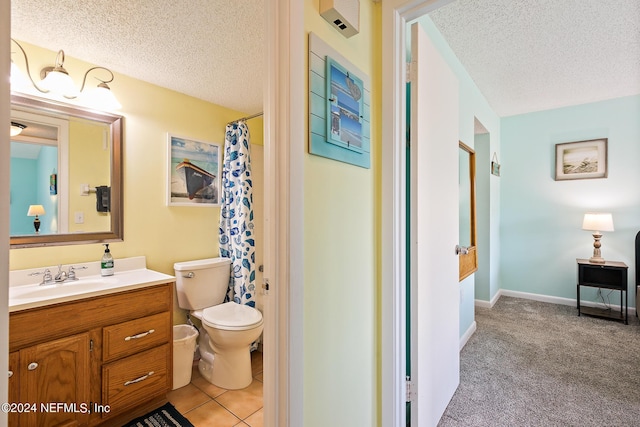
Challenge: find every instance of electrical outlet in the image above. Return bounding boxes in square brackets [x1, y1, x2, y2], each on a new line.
[74, 211, 84, 224]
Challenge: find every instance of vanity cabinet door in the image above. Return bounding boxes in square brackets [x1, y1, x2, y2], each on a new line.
[8, 351, 20, 427]
[20, 333, 91, 427]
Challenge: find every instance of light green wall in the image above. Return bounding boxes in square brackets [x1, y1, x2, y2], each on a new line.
[9, 157, 38, 235]
[303, 1, 380, 425]
[501, 95, 640, 307]
[415, 17, 501, 335]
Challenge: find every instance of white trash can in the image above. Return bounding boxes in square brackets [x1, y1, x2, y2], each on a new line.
[173, 324, 199, 389]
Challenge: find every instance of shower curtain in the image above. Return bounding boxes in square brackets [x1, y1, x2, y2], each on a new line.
[219, 121, 256, 307]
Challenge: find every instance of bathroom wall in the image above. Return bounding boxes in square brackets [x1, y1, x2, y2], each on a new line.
[9, 42, 264, 323]
[67, 119, 111, 233]
[303, 1, 380, 425]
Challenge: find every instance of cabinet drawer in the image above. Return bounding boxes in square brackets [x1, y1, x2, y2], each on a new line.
[102, 344, 171, 417]
[103, 311, 171, 362]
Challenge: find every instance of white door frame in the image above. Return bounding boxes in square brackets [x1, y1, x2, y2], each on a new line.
[1, 1, 11, 424]
[381, 1, 455, 426]
[264, 1, 305, 426]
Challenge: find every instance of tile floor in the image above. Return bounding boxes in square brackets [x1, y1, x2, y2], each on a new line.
[168, 351, 263, 427]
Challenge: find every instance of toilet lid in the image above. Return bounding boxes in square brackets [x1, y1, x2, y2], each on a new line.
[202, 302, 263, 330]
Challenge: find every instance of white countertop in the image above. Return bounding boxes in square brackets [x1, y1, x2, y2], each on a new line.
[9, 256, 175, 312]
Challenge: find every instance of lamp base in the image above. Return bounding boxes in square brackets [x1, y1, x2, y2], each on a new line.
[589, 232, 604, 264]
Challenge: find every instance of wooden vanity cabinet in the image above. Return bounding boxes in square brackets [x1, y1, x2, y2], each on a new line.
[9, 283, 174, 427]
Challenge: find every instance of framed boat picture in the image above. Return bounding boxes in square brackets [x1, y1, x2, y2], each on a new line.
[167, 134, 221, 206]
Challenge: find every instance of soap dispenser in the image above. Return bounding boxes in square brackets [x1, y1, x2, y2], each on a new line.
[101, 244, 114, 276]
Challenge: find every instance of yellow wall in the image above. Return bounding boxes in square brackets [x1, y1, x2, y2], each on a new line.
[68, 118, 111, 233]
[303, 1, 381, 425]
[9, 42, 263, 322]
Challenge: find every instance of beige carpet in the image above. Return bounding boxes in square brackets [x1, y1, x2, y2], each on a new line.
[438, 296, 640, 426]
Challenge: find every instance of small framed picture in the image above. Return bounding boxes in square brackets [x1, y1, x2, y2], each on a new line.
[555, 138, 608, 181]
[167, 134, 221, 206]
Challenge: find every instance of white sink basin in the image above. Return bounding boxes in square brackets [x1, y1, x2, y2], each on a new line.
[11, 277, 119, 300]
[9, 257, 175, 312]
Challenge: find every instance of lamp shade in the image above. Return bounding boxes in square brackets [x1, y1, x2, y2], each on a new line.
[39, 69, 79, 97]
[582, 213, 614, 232]
[27, 205, 45, 217]
[10, 122, 26, 137]
[79, 84, 122, 110]
[10, 61, 31, 92]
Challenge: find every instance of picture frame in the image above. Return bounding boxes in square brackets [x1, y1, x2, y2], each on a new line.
[167, 134, 221, 206]
[555, 138, 608, 181]
[491, 152, 501, 177]
[308, 33, 371, 169]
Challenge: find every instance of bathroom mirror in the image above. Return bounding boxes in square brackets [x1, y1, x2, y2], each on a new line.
[9, 93, 123, 248]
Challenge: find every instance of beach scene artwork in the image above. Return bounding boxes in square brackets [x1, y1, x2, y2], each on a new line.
[562, 146, 598, 174]
[327, 57, 363, 151]
[168, 135, 220, 205]
[555, 138, 607, 181]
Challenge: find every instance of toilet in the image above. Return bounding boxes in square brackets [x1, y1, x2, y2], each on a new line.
[174, 257, 263, 390]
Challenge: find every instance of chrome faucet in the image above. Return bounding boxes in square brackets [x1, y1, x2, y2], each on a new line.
[54, 265, 67, 283]
[29, 269, 54, 286]
[29, 265, 88, 286]
[67, 266, 87, 281]
[57, 265, 88, 282]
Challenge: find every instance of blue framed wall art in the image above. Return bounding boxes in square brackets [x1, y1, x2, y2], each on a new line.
[309, 32, 370, 168]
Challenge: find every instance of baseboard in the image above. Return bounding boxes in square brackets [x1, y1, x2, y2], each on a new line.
[475, 289, 502, 308]
[460, 321, 477, 350]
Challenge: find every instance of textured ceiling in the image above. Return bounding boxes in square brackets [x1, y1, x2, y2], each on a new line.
[11, 1, 640, 118]
[429, 0, 640, 117]
[11, 0, 264, 115]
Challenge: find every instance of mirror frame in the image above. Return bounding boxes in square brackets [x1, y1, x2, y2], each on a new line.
[10, 93, 124, 248]
[459, 141, 477, 281]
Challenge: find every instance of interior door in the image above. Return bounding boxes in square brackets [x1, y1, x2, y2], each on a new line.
[409, 22, 460, 427]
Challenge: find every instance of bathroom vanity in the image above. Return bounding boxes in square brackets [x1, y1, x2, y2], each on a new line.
[8, 257, 175, 426]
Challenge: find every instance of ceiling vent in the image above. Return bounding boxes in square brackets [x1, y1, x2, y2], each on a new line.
[320, 0, 360, 38]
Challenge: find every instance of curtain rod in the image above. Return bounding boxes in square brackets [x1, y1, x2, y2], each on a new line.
[227, 111, 263, 125]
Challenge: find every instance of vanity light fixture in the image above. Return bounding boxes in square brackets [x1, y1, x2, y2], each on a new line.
[10, 121, 27, 137]
[10, 38, 122, 110]
[27, 204, 46, 234]
[582, 212, 614, 264]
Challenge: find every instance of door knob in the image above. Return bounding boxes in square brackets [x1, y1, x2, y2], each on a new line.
[455, 245, 469, 255]
[27, 362, 38, 371]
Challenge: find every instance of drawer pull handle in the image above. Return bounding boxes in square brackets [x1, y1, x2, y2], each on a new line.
[27, 362, 38, 371]
[124, 329, 155, 341]
[8, 370, 13, 378]
[124, 371, 154, 386]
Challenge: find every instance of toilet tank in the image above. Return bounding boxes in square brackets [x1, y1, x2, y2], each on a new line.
[174, 257, 231, 310]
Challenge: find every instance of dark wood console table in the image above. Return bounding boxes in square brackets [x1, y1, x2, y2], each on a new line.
[577, 258, 628, 324]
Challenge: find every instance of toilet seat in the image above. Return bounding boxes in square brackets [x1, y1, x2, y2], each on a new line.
[197, 302, 263, 331]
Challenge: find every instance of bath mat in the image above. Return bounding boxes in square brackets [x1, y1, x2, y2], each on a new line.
[122, 402, 194, 427]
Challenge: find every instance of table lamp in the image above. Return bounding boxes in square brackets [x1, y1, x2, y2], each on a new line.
[27, 204, 45, 234]
[582, 212, 614, 264]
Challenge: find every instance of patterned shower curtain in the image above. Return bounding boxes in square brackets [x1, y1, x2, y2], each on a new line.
[218, 121, 256, 307]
